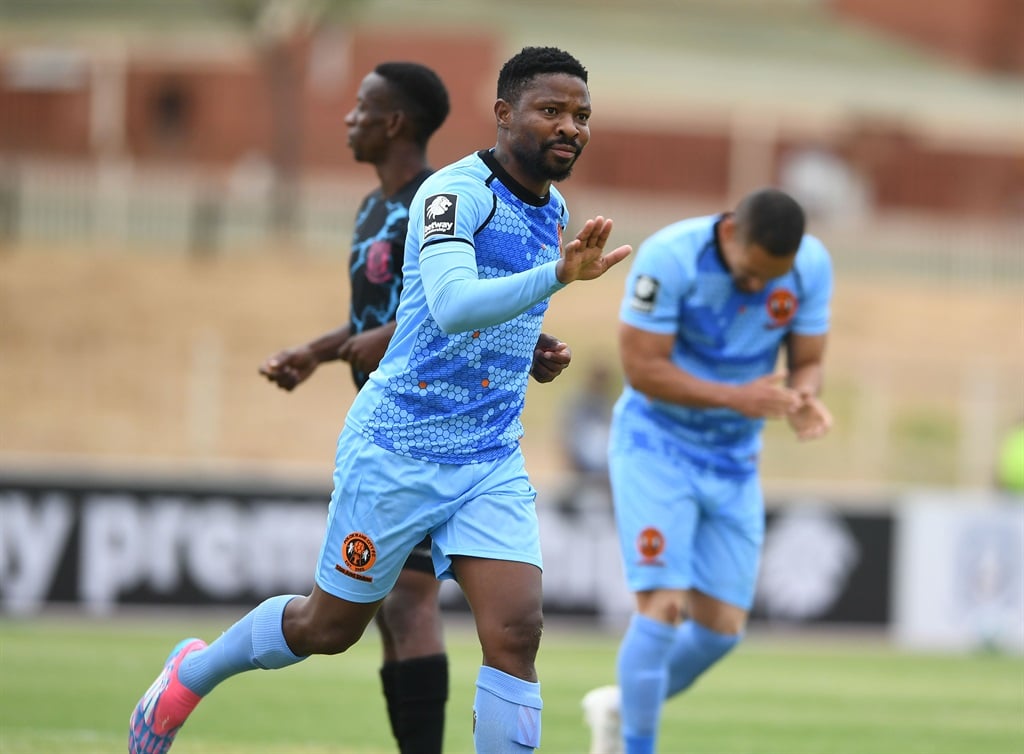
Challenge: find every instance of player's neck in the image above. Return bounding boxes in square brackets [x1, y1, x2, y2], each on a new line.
[376, 148, 430, 198]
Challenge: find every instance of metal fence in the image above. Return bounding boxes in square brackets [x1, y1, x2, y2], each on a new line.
[2, 159, 1022, 284]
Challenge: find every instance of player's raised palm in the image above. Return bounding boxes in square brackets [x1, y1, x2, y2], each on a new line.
[556, 216, 632, 284]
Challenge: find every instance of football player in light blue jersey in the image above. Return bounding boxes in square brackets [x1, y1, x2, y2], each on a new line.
[582, 188, 833, 754]
[129, 46, 631, 754]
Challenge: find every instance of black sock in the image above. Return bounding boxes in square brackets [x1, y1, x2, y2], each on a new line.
[381, 654, 449, 754]
[380, 661, 404, 745]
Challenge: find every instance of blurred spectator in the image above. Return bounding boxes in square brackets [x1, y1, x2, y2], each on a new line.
[556, 361, 616, 512]
[563, 361, 615, 475]
[995, 417, 1024, 495]
[779, 145, 871, 225]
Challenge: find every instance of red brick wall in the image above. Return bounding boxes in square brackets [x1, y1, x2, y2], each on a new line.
[1, 30, 1020, 218]
[576, 128, 731, 197]
[125, 62, 271, 165]
[0, 82, 92, 156]
[831, 0, 1024, 72]
[777, 126, 1024, 216]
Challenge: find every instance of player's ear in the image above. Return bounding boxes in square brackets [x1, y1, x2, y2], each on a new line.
[494, 99, 513, 130]
[720, 214, 736, 243]
[385, 109, 406, 140]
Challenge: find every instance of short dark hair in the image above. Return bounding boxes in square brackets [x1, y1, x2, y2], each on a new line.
[374, 61, 450, 146]
[734, 188, 806, 257]
[496, 46, 588, 105]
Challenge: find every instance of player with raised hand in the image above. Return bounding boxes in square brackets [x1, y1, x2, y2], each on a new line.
[129, 45, 629, 754]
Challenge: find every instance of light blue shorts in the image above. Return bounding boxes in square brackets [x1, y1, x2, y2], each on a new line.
[609, 414, 764, 610]
[315, 423, 542, 603]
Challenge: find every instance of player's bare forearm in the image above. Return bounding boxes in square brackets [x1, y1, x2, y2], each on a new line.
[786, 362, 824, 398]
[338, 323, 395, 375]
[785, 332, 827, 397]
[621, 323, 797, 417]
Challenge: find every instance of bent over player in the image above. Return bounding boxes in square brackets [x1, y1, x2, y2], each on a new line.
[583, 188, 833, 754]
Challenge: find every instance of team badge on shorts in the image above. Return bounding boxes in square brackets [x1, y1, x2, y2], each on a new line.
[335, 532, 377, 582]
[630, 274, 660, 313]
[423, 193, 457, 239]
[636, 526, 666, 565]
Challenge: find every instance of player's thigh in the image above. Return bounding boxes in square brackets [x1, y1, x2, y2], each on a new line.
[690, 471, 765, 611]
[315, 426, 447, 603]
[377, 559, 445, 660]
[430, 448, 542, 579]
[382, 538, 441, 621]
[609, 445, 700, 593]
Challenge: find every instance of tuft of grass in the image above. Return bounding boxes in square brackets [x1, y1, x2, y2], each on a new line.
[1, 614, 1022, 754]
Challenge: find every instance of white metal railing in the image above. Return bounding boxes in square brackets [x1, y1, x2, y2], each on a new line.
[2, 158, 1022, 283]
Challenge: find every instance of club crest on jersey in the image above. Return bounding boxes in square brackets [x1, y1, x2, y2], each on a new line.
[365, 240, 393, 284]
[334, 532, 377, 582]
[765, 288, 797, 328]
[630, 274, 660, 313]
[423, 193, 457, 239]
[636, 526, 666, 565]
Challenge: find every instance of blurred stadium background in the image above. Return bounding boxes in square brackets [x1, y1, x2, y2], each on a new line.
[0, 0, 1022, 751]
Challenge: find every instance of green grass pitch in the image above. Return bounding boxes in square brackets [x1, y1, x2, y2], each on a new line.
[1, 613, 1021, 753]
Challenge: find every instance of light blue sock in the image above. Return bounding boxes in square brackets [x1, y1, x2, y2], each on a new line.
[665, 621, 741, 698]
[617, 613, 676, 754]
[473, 665, 543, 753]
[178, 594, 305, 696]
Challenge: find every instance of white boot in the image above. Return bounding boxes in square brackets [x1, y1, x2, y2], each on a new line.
[581, 685, 622, 754]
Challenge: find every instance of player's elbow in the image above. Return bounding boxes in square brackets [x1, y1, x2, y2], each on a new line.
[432, 310, 475, 335]
[622, 359, 654, 394]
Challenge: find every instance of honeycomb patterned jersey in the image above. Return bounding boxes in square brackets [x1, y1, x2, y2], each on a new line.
[346, 150, 569, 464]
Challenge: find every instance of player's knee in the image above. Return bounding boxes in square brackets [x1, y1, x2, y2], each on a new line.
[304, 619, 367, 655]
[638, 589, 688, 625]
[480, 609, 543, 671]
[379, 587, 438, 638]
[284, 601, 369, 656]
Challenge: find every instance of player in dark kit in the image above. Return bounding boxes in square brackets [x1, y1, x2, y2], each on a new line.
[257, 61, 451, 754]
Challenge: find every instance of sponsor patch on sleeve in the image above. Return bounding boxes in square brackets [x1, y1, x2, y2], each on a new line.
[629, 274, 660, 313]
[423, 193, 458, 239]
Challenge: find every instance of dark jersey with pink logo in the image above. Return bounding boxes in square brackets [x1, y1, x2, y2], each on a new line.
[348, 169, 432, 387]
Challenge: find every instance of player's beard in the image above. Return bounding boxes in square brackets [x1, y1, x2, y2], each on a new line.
[512, 139, 582, 185]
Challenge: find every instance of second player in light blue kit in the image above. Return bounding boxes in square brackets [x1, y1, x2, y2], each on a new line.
[583, 188, 834, 754]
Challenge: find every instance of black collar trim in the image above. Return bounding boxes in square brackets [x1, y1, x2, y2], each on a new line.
[477, 149, 550, 207]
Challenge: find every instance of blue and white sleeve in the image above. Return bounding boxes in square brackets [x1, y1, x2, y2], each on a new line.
[420, 243, 563, 334]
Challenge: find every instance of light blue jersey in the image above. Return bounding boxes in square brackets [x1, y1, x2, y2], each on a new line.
[618, 214, 833, 476]
[346, 149, 568, 464]
[317, 149, 571, 601]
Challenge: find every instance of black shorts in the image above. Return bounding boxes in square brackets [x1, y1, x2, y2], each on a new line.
[402, 535, 434, 575]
